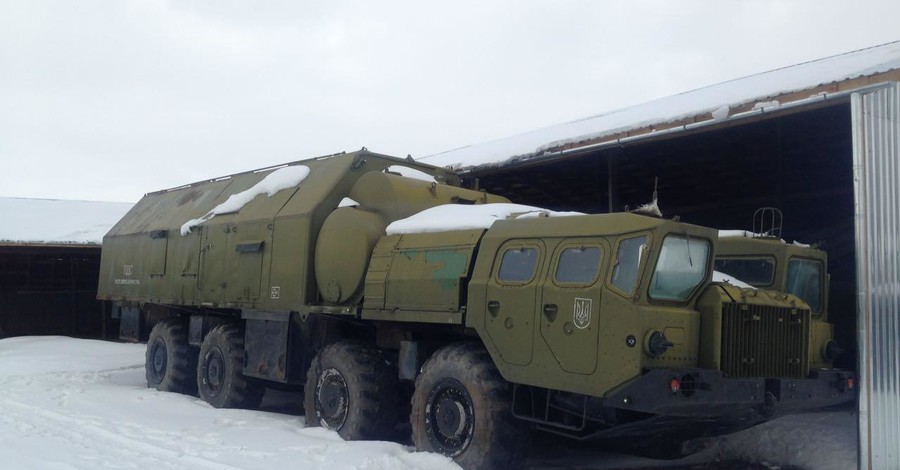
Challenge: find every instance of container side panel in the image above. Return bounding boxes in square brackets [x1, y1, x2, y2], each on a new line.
[382, 230, 483, 312]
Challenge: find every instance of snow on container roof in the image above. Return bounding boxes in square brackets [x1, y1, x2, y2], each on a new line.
[0, 197, 134, 246]
[421, 41, 900, 171]
[180, 165, 311, 235]
[385, 203, 582, 235]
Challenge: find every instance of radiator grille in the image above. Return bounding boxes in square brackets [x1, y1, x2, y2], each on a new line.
[720, 303, 810, 378]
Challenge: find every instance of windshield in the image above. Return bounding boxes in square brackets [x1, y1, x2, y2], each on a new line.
[649, 235, 710, 301]
[713, 257, 776, 286]
[786, 258, 824, 314]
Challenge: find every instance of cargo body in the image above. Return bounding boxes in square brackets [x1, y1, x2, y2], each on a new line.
[98, 151, 854, 470]
[98, 151, 487, 313]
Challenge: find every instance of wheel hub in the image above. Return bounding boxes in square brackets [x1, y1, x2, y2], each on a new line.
[426, 379, 474, 457]
[203, 347, 225, 397]
[436, 396, 468, 439]
[150, 339, 167, 379]
[316, 368, 349, 430]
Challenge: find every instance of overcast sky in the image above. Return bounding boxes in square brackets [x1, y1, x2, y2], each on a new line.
[2, 0, 898, 203]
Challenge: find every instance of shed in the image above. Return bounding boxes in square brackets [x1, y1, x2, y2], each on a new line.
[0, 197, 133, 338]
[421, 40, 900, 470]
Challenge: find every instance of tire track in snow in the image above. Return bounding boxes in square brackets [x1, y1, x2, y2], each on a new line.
[0, 364, 145, 385]
[1, 397, 247, 470]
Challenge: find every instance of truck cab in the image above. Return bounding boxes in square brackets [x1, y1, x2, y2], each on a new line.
[467, 212, 714, 398]
[714, 208, 840, 370]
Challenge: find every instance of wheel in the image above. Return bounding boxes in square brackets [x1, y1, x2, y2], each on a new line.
[304, 341, 401, 440]
[411, 342, 528, 470]
[145, 318, 198, 395]
[197, 323, 264, 409]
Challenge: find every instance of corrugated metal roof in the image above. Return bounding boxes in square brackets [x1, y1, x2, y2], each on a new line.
[421, 41, 900, 172]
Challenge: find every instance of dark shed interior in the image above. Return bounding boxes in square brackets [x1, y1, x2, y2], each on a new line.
[0, 245, 114, 338]
[467, 101, 857, 369]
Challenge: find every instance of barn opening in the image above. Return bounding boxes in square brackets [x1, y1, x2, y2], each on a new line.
[0, 244, 116, 338]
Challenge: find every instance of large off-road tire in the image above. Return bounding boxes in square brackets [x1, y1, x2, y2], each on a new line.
[197, 323, 264, 409]
[145, 318, 198, 395]
[412, 342, 528, 470]
[304, 341, 401, 440]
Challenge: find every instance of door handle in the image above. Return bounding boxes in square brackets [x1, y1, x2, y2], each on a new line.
[543, 303, 558, 322]
[487, 300, 500, 318]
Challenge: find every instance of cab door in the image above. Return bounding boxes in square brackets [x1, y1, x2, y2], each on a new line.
[484, 239, 545, 366]
[540, 238, 608, 375]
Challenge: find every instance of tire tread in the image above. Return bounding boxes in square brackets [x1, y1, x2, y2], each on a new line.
[146, 317, 198, 395]
[304, 341, 401, 440]
[198, 323, 264, 409]
[411, 342, 528, 470]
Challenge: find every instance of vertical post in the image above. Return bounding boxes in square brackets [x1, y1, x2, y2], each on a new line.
[607, 154, 618, 213]
[851, 90, 872, 470]
[70, 254, 78, 335]
[852, 82, 900, 470]
[776, 120, 784, 208]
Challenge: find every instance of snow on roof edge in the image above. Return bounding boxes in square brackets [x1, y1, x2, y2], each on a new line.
[420, 40, 900, 172]
[0, 197, 135, 245]
[0, 240, 102, 248]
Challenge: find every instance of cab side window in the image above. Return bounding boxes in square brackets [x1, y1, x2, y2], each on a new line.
[555, 247, 602, 284]
[611, 235, 648, 294]
[786, 258, 824, 314]
[498, 247, 539, 283]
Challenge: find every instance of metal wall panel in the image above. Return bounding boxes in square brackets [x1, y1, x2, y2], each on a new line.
[853, 81, 900, 470]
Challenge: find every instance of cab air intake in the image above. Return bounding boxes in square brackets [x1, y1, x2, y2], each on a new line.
[720, 303, 810, 378]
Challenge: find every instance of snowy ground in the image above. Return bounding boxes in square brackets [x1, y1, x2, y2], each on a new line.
[0, 337, 858, 470]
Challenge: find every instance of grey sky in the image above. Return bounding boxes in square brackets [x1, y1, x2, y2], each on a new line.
[2, 0, 898, 203]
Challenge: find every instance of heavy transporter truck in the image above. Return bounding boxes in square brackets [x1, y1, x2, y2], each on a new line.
[98, 150, 855, 469]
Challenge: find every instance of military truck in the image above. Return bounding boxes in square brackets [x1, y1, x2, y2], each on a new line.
[715, 208, 847, 372]
[98, 151, 855, 470]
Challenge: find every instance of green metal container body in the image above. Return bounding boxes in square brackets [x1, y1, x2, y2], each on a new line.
[97, 150, 499, 313]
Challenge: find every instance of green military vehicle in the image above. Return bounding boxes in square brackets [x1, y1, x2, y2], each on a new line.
[715, 208, 846, 373]
[98, 151, 855, 470]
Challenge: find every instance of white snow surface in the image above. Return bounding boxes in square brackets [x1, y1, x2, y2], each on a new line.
[752, 100, 781, 110]
[718, 229, 811, 246]
[703, 411, 858, 470]
[385, 203, 583, 235]
[0, 197, 133, 245]
[718, 229, 766, 238]
[338, 197, 360, 208]
[385, 165, 438, 184]
[181, 165, 310, 235]
[631, 198, 662, 217]
[712, 270, 757, 289]
[711, 105, 730, 121]
[0, 336, 857, 470]
[420, 41, 900, 170]
[0, 336, 458, 470]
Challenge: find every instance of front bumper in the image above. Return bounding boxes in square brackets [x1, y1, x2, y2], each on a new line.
[603, 368, 855, 418]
